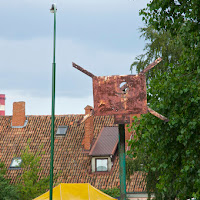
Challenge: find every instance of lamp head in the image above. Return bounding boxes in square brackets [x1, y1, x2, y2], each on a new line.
[50, 3, 57, 13]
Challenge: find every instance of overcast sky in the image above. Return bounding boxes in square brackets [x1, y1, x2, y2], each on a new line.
[1, 0, 150, 115]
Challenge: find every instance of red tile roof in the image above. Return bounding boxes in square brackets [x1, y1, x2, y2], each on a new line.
[0, 115, 146, 193]
[89, 127, 118, 156]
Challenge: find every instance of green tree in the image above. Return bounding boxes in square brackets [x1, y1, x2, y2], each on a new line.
[17, 142, 50, 200]
[130, 25, 183, 82]
[140, 0, 199, 75]
[128, 1, 200, 199]
[0, 160, 19, 200]
[100, 187, 120, 198]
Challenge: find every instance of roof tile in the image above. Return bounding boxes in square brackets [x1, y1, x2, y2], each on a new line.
[0, 115, 146, 192]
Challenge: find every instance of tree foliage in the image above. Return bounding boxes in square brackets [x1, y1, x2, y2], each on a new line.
[101, 187, 120, 198]
[128, 0, 200, 199]
[17, 142, 50, 200]
[0, 160, 19, 200]
[130, 25, 183, 82]
[140, 0, 200, 75]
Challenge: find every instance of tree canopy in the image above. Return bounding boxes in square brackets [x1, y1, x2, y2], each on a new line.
[128, 0, 200, 199]
[0, 161, 19, 200]
[17, 141, 51, 200]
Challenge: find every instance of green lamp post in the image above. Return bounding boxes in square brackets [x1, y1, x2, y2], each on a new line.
[50, 3, 57, 200]
[118, 124, 126, 200]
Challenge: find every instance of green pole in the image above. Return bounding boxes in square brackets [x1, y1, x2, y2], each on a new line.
[118, 124, 126, 200]
[50, 3, 56, 200]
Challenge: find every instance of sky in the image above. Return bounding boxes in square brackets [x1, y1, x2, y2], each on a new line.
[0, 0, 150, 116]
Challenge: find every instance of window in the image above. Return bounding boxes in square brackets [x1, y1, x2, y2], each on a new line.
[91, 157, 112, 173]
[10, 158, 22, 169]
[96, 158, 108, 172]
[56, 126, 68, 135]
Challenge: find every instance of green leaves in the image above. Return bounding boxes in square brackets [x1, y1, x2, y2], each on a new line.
[128, 1, 200, 199]
[0, 160, 19, 200]
[16, 142, 54, 200]
[100, 188, 120, 198]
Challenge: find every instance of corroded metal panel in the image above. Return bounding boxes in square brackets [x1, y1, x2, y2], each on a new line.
[72, 58, 169, 124]
[114, 115, 131, 124]
[93, 74, 148, 123]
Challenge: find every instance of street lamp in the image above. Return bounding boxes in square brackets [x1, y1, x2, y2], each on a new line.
[50, 3, 57, 200]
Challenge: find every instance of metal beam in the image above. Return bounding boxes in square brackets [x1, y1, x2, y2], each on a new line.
[72, 62, 95, 78]
[139, 57, 162, 74]
[77, 109, 94, 125]
[147, 107, 169, 122]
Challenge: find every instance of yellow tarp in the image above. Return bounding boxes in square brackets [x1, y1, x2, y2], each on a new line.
[34, 183, 117, 200]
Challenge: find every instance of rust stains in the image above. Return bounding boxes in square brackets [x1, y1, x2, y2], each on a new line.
[72, 58, 169, 124]
[93, 75, 148, 122]
[77, 109, 94, 125]
[147, 107, 169, 122]
[139, 57, 162, 74]
[72, 62, 95, 78]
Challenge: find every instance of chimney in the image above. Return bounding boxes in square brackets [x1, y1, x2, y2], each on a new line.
[12, 102, 26, 127]
[0, 94, 5, 116]
[125, 114, 140, 151]
[82, 105, 94, 151]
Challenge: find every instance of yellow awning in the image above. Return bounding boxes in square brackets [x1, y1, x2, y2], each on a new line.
[34, 183, 117, 200]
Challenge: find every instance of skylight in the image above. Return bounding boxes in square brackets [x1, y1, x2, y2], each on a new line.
[56, 126, 68, 136]
[10, 158, 22, 169]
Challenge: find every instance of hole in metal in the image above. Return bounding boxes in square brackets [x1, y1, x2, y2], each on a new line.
[120, 82, 128, 94]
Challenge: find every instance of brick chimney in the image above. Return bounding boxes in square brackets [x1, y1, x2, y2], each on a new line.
[12, 102, 26, 127]
[82, 105, 94, 151]
[125, 114, 140, 151]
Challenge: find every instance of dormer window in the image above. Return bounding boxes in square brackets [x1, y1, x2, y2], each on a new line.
[56, 126, 68, 136]
[96, 158, 108, 172]
[10, 158, 22, 169]
[89, 127, 118, 173]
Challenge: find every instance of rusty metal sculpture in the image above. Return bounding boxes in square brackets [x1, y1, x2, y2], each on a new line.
[72, 57, 168, 124]
[72, 58, 168, 200]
